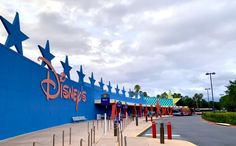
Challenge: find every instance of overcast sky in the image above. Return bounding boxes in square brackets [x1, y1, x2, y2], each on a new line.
[1, 0, 236, 101]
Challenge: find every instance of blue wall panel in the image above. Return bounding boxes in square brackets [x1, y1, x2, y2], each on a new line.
[0, 45, 103, 140]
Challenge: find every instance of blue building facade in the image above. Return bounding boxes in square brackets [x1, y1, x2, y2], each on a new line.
[0, 12, 177, 140]
[0, 12, 149, 140]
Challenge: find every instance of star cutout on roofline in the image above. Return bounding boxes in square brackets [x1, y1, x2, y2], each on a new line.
[60, 55, 72, 79]
[122, 86, 126, 97]
[135, 92, 138, 98]
[115, 84, 120, 95]
[0, 12, 29, 55]
[99, 77, 104, 91]
[38, 40, 55, 68]
[89, 72, 96, 88]
[139, 91, 144, 99]
[77, 65, 85, 84]
[139, 91, 143, 97]
[128, 89, 132, 98]
[107, 81, 112, 93]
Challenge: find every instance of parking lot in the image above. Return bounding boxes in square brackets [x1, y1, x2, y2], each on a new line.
[142, 115, 236, 146]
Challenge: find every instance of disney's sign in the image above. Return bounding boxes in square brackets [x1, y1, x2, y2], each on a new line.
[38, 57, 86, 111]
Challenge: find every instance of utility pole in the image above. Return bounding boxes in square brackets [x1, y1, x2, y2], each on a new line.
[205, 72, 216, 111]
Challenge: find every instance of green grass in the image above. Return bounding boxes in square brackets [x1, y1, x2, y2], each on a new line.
[202, 112, 236, 125]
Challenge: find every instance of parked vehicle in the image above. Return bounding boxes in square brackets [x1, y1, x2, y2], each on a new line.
[181, 107, 192, 116]
[173, 107, 192, 116]
[173, 108, 182, 116]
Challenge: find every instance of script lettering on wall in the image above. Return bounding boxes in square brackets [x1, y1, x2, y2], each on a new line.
[38, 57, 86, 111]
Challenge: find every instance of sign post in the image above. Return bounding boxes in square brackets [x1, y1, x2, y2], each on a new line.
[116, 101, 122, 130]
[101, 93, 110, 135]
[116, 101, 122, 121]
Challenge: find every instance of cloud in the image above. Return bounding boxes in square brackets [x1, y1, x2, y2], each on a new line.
[1, 0, 236, 99]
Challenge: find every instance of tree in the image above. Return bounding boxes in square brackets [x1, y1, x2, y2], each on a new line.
[134, 84, 141, 93]
[161, 92, 168, 98]
[173, 93, 183, 99]
[220, 80, 236, 111]
[173, 93, 211, 108]
[182, 96, 190, 101]
[220, 95, 236, 111]
[143, 91, 148, 97]
[201, 99, 209, 108]
[225, 80, 236, 96]
[176, 98, 185, 106]
[193, 93, 203, 108]
[156, 94, 161, 98]
[132, 84, 149, 98]
[184, 97, 195, 108]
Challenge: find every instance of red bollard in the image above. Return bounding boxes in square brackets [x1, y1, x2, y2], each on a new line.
[167, 122, 172, 140]
[152, 121, 156, 138]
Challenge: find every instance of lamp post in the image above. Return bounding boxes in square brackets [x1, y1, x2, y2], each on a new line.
[205, 88, 210, 108]
[205, 72, 216, 111]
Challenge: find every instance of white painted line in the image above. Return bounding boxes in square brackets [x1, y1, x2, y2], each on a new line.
[216, 123, 230, 126]
[144, 133, 181, 137]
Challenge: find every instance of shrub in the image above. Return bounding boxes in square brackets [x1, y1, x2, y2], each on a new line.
[202, 112, 236, 125]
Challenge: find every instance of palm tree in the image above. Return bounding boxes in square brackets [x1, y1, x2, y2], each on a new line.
[193, 93, 203, 108]
[134, 84, 141, 93]
[199, 93, 203, 107]
[133, 85, 149, 98]
[134, 84, 141, 98]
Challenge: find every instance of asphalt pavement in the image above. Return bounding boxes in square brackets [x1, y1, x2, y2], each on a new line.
[142, 115, 236, 146]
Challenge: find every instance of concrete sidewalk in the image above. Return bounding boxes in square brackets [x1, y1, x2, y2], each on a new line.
[0, 117, 196, 146]
[0, 120, 105, 146]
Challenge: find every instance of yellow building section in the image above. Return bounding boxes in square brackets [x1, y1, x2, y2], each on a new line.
[173, 98, 181, 105]
[167, 90, 181, 105]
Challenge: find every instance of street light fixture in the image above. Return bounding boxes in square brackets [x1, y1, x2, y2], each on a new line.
[205, 88, 210, 108]
[205, 72, 216, 111]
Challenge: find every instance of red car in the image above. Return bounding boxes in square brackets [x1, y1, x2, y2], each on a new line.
[173, 107, 192, 116]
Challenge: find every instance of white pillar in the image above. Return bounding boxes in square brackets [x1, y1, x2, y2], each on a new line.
[104, 113, 107, 135]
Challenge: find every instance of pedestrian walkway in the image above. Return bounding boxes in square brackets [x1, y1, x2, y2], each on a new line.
[0, 120, 105, 146]
[0, 117, 196, 146]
